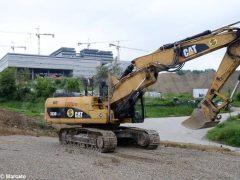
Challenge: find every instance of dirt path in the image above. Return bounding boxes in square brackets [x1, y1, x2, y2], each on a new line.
[0, 135, 239, 180]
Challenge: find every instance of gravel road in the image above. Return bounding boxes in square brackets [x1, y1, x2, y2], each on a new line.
[0, 135, 240, 180]
[125, 108, 240, 152]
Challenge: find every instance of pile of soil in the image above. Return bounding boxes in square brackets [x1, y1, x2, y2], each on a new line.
[0, 109, 56, 136]
[151, 70, 240, 94]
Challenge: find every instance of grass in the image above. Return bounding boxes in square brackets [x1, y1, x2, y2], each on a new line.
[145, 105, 194, 117]
[144, 94, 196, 117]
[0, 100, 45, 118]
[232, 100, 240, 107]
[207, 115, 240, 147]
[0, 100, 51, 132]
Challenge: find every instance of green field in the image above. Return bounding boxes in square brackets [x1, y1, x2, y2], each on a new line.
[0, 100, 45, 118]
[145, 105, 194, 118]
[207, 115, 240, 147]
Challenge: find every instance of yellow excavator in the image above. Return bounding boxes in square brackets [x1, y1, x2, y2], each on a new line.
[45, 22, 240, 152]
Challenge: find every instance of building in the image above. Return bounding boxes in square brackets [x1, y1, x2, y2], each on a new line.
[0, 47, 130, 79]
[50, 47, 113, 65]
[0, 47, 111, 79]
[79, 49, 113, 65]
[193, 88, 208, 98]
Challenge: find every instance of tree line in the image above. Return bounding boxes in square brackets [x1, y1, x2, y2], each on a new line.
[0, 64, 122, 102]
[0, 68, 84, 101]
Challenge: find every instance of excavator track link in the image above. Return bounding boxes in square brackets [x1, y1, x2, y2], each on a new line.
[59, 127, 117, 153]
[114, 127, 160, 149]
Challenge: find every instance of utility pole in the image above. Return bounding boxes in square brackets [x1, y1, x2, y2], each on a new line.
[36, 28, 54, 55]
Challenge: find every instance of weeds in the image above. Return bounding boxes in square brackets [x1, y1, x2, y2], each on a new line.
[207, 115, 240, 147]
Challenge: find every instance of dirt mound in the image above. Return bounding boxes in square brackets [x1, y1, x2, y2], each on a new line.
[0, 109, 56, 136]
[161, 140, 240, 156]
[151, 70, 240, 94]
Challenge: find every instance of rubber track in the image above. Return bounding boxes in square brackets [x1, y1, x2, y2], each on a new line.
[121, 127, 160, 149]
[60, 127, 117, 153]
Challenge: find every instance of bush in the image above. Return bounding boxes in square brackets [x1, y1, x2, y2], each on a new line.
[65, 77, 83, 92]
[0, 68, 17, 100]
[34, 76, 56, 99]
[16, 68, 30, 82]
[236, 92, 240, 101]
[16, 82, 34, 101]
[207, 116, 240, 147]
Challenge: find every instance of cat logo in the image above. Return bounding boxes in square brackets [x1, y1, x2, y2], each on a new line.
[67, 109, 74, 118]
[98, 112, 103, 118]
[209, 38, 217, 46]
[75, 111, 83, 118]
[182, 45, 197, 57]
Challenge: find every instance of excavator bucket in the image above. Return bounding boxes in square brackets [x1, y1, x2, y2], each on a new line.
[182, 108, 220, 130]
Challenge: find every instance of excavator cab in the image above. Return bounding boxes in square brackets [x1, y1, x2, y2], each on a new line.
[132, 95, 145, 123]
[112, 91, 145, 124]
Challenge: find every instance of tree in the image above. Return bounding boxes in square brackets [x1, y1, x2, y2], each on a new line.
[65, 77, 83, 92]
[16, 82, 33, 101]
[34, 76, 56, 99]
[0, 68, 17, 100]
[95, 63, 122, 82]
[16, 68, 30, 83]
[95, 65, 109, 81]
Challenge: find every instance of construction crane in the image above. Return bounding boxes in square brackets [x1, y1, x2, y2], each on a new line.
[109, 41, 148, 62]
[11, 45, 26, 52]
[0, 44, 26, 52]
[10, 42, 26, 52]
[36, 28, 54, 55]
[0, 28, 55, 55]
[77, 40, 130, 50]
[77, 40, 114, 49]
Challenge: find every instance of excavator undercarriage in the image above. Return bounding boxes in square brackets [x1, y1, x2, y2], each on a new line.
[58, 127, 159, 153]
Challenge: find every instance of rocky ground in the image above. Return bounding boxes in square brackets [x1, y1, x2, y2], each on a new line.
[0, 135, 240, 180]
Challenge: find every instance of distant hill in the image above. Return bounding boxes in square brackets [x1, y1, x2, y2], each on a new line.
[150, 70, 240, 94]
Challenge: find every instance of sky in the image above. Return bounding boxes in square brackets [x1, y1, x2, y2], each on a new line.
[0, 0, 239, 70]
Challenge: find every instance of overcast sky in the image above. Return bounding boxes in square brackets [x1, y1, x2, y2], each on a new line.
[0, 0, 239, 70]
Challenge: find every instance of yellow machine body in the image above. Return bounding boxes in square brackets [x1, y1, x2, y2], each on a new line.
[45, 96, 119, 125]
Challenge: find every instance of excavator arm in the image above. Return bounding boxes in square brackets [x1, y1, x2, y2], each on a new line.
[109, 21, 240, 129]
[183, 31, 240, 129]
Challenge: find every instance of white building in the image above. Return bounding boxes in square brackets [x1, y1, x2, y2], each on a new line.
[193, 88, 208, 98]
[144, 91, 161, 98]
[0, 47, 131, 79]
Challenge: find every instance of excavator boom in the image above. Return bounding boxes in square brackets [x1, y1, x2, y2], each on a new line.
[110, 22, 240, 129]
[183, 33, 240, 129]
